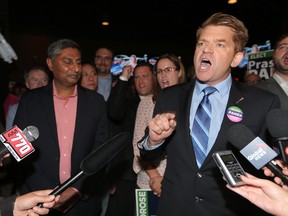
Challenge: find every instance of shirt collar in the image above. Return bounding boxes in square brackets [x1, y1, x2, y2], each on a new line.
[195, 74, 232, 96]
[273, 73, 288, 86]
[52, 80, 78, 99]
[139, 94, 153, 100]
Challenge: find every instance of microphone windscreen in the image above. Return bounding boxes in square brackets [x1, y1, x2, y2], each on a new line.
[266, 108, 288, 138]
[23, 126, 39, 142]
[80, 132, 130, 176]
[227, 124, 255, 150]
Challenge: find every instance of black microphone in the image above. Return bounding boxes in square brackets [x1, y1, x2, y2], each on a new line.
[227, 124, 288, 185]
[0, 125, 39, 162]
[37, 132, 130, 207]
[266, 108, 288, 164]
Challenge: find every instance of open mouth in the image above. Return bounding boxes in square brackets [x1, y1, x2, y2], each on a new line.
[200, 58, 211, 70]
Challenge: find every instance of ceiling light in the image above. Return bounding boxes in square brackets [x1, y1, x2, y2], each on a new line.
[101, 13, 110, 26]
[102, 21, 109, 26]
[228, 0, 237, 4]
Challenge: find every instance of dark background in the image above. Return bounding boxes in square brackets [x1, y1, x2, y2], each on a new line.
[0, 0, 287, 82]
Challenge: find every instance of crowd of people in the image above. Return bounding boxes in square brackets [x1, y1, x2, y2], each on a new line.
[0, 12, 287, 216]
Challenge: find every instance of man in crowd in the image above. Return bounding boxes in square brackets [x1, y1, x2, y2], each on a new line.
[256, 33, 288, 109]
[94, 47, 114, 101]
[13, 39, 109, 215]
[138, 12, 280, 216]
[6, 65, 50, 129]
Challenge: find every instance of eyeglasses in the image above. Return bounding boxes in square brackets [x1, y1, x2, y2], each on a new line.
[155, 66, 178, 75]
[95, 55, 113, 62]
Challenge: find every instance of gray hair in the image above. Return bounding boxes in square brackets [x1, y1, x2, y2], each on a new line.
[47, 39, 81, 61]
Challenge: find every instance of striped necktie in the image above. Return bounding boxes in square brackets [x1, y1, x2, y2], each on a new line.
[192, 86, 216, 167]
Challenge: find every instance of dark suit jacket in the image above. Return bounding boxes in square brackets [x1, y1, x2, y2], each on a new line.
[256, 76, 288, 110]
[13, 83, 109, 216]
[107, 79, 140, 182]
[140, 80, 280, 216]
[0, 194, 16, 216]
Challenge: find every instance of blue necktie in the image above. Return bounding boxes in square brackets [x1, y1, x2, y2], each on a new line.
[192, 86, 216, 167]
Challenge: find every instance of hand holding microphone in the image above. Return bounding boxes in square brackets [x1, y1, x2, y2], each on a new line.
[227, 124, 288, 185]
[226, 172, 288, 216]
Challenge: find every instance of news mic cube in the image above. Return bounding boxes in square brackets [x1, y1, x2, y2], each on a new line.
[0, 126, 35, 162]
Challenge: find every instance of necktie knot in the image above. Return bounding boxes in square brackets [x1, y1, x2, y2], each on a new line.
[203, 86, 217, 97]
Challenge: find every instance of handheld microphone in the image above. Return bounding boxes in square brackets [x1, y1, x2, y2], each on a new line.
[227, 124, 288, 185]
[266, 108, 288, 164]
[0, 125, 39, 162]
[37, 132, 130, 207]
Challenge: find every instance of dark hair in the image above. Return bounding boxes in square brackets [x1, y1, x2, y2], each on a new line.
[274, 33, 288, 50]
[79, 59, 97, 84]
[196, 12, 249, 52]
[154, 53, 186, 83]
[47, 39, 81, 61]
[81, 59, 96, 67]
[95, 46, 115, 59]
[11, 82, 27, 97]
[133, 61, 154, 72]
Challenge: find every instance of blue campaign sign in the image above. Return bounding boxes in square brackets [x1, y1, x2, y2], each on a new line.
[238, 40, 271, 69]
[111, 54, 160, 75]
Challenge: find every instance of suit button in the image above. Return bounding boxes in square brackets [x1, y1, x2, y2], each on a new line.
[197, 172, 202, 178]
[195, 196, 204, 202]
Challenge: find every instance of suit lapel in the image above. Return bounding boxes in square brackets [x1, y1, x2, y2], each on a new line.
[41, 84, 59, 147]
[180, 82, 201, 170]
[72, 85, 83, 148]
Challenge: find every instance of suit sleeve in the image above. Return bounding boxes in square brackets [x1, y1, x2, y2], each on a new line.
[107, 79, 130, 122]
[0, 194, 17, 216]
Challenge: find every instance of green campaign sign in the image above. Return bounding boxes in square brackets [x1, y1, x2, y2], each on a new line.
[247, 50, 274, 79]
[135, 189, 158, 216]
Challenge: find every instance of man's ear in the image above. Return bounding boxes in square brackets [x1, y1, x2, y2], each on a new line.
[46, 58, 53, 71]
[231, 52, 244, 68]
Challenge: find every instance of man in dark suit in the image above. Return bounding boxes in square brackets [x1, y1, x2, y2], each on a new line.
[13, 39, 109, 215]
[256, 33, 288, 110]
[138, 13, 281, 216]
[105, 62, 157, 216]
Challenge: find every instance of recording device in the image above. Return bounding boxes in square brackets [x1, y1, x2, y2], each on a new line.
[266, 108, 288, 164]
[0, 125, 39, 162]
[0, 32, 18, 63]
[227, 124, 288, 185]
[37, 132, 130, 207]
[213, 150, 246, 187]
